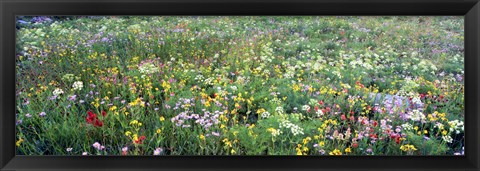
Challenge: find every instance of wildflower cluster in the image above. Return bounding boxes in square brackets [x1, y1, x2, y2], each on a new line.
[279, 119, 304, 136]
[15, 16, 464, 155]
[86, 111, 106, 127]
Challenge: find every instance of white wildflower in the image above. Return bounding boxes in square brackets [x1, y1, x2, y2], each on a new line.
[53, 88, 64, 96]
[72, 81, 84, 91]
[279, 119, 304, 136]
[401, 123, 413, 131]
[275, 106, 284, 114]
[442, 135, 453, 143]
[261, 111, 270, 119]
[448, 120, 464, 134]
[409, 109, 425, 122]
[302, 105, 310, 111]
[139, 63, 158, 75]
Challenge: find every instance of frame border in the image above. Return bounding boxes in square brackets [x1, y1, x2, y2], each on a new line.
[1, 0, 479, 170]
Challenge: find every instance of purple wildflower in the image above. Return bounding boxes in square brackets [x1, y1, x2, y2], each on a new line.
[153, 148, 163, 155]
[68, 95, 77, 101]
[92, 142, 105, 150]
[211, 132, 220, 136]
[49, 95, 58, 100]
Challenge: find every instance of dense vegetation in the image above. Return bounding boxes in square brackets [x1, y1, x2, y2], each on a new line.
[15, 16, 464, 155]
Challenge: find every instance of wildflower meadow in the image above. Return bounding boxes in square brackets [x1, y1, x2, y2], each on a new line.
[15, 16, 464, 156]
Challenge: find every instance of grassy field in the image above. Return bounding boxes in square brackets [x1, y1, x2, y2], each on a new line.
[15, 16, 464, 155]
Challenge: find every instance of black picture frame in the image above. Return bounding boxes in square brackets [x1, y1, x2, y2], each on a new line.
[1, 0, 479, 170]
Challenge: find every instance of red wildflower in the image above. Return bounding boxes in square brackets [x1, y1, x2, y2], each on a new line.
[420, 93, 425, 98]
[373, 121, 378, 127]
[86, 111, 103, 127]
[362, 120, 367, 125]
[349, 115, 355, 122]
[94, 119, 104, 127]
[356, 81, 364, 88]
[341, 114, 346, 121]
[395, 136, 401, 144]
[135, 135, 147, 144]
[318, 100, 324, 106]
[86, 111, 97, 124]
[352, 143, 358, 148]
[102, 110, 107, 117]
[314, 106, 319, 111]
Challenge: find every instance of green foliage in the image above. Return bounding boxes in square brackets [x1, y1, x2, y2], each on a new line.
[15, 16, 464, 156]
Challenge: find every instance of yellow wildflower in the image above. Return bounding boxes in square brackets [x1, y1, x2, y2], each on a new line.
[345, 147, 351, 153]
[133, 134, 139, 142]
[296, 148, 303, 155]
[16, 138, 24, 147]
[292, 84, 301, 92]
[400, 144, 417, 152]
[329, 149, 342, 155]
[130, 120, 139, 125]
[442, 130, 448, 135]
[302, 137, 312, 145]
[257, 108, 266, 114]
[109, 106, 117, 111]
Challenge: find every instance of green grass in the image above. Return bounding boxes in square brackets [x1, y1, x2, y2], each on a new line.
[15, 16, 464, 156]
